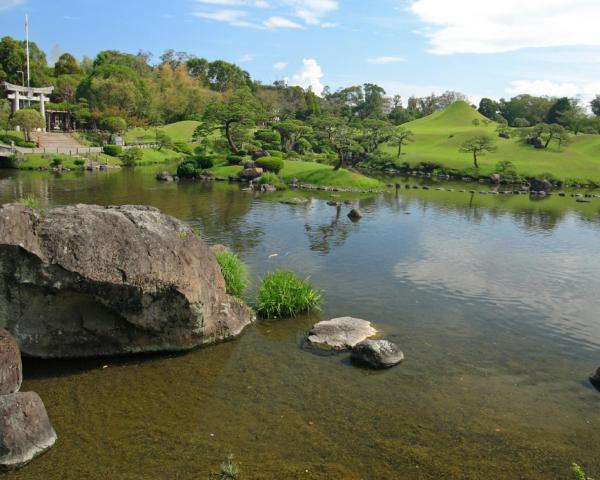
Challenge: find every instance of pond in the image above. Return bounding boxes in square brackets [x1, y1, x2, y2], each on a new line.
[1, 166, 600, 479]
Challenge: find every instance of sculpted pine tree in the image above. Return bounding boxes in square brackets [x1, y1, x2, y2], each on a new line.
[389, 127, 415, 157]
[197, 88, 262, 154]
[460, 135, 496, 168]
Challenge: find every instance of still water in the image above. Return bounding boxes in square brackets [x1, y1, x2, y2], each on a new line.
[1, 167, 600, 479]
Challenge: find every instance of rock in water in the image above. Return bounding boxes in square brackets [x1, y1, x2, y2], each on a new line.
[350, 340, 404, 369]
[590, 367, 600, 390]
[0, 392, 57, 471]
[0, 204, 254, 358]
[307, 317, 376, 350]
[0, 329, 22, 395]
[347, 208, 362, 220]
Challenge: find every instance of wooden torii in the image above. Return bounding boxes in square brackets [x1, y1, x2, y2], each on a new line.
[2, 81, 54, 131]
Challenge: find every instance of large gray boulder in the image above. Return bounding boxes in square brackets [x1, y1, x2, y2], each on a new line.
[0, 329, 22, 394]
[0, 392, 57, 471]
[307, 317, 377, 350]
[350, 339, 404, 369]
[0, 203, 254, 358]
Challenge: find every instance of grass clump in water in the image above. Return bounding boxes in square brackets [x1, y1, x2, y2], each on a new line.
[215, 250, 249, 298]
[209, 454, 240, 479]
[257, 172, 287, 190]
[573, 464, 595, 480]
[256, 271, 321, 318]
[16, 194, 42, 211]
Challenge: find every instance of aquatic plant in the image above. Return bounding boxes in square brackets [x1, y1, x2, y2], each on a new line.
[573, 463, 595, 480]
[257, 172, 286, 190]
[215, 250, 249, 298]
[209, 454, 240, 480]
[17, 194, 41, 211]
[256, 271, 321, 318]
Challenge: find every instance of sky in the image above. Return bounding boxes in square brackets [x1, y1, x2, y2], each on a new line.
[2, 0, 600, 105]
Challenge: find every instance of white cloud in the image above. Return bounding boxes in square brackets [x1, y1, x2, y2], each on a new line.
[410, 0, 600, 54]
[238, 53, 256, 62]
[273, 61, 288, 70]
[264, 16, 304, 29]
[192, 9, 263, 28]
[194, 0, 269, 7]
[0, 0, 23, 11]
[291, 58, 325, 96]
[282, 0, 338, 25]
[366, 55, 404, 65]
[506, 79, 600, 102]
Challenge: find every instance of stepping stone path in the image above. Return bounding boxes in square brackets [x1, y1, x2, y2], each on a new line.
[307, 317, 376, 350]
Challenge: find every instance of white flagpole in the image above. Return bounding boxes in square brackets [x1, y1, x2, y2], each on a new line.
[25, 14, 30, 89]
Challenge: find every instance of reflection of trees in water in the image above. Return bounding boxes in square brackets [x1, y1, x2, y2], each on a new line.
[305, 206, 352, 254]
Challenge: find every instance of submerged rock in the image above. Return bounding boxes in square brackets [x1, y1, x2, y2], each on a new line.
[347, 208, 362, 220]
[590, 368, 600, 390]
[350, 340, 404, 369]
[0, 203, 254, 358]
[307, 317, 376, 350]
[0, 329, 22, 395]
[155, 171, 175, 182]
[0, 392, 57, 471]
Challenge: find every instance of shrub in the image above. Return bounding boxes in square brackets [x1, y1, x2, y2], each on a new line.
[295, 137, 312, 154]
[266, 149, 283, 158]
[103, 144, 122, 157]
[194, 155, 214, 170]
[227, 154, 244, 165]
[73, 159, 85, 167]
[256, 271, 321, 318]
[255, 157, 284, 173]
[50, 157, 63, 168]
[254, 129, 281, 149]
[156, 130, 174, 150]
[119, 147, 143, 167]
[257, 172, 286, 190]
[99, 116, 127, 134]
[177, 161, 197, 178]
[285, 151, 300, 160]
[215, 250, 249, 298]
[173, 141, 193, 155]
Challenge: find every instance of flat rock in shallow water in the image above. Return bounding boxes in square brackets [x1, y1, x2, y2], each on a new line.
[0, 203, 254, 358]
[307, 317, 376, 350]
[0, 329, 22, 395]
[351, 339, 404, 369]
[0, 392, 57, 471]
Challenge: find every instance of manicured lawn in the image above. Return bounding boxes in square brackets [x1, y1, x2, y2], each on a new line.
[382, 101, 600, 183]
[211, 160, 383, 189]
[12, 152, 120, 170]
[124, 121, 200, 144]
[136, 148, 183, 165]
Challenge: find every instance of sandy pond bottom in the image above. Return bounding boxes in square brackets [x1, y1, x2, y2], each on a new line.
[1, 168, 600, 479]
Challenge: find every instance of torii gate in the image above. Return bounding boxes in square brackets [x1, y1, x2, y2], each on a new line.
[2, 81, 53, 132]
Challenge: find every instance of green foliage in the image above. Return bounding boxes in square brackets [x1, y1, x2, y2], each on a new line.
[572, 463, 595, 480]
[50, 157, 63, 168]
[254, 129, 281, 149]
[255, 156, 284, 173]
[177, 161, 196, 178]
[99, 116, 127, 134]
[265, 150, 283, 158]
[295, 137, 312, 154]
[16, 194, 41, 211]
[103, 144, 123, 157]
[209, 454, 241, 480]
[227, 154, 244, 165]
[172, 141, 193, 155]
[256, 271, 321, 318]
[215, 250, 249, 298]
[257, 172, 286, 190]
[0, 133, 35, 148]
[155, 130, 174, 150]
[10, 110, 45, 142]
[119, 147, 143, 166]
[54, 53, 81, 76]
[459, 135, 497, 168]
[73, 159, 85, 167]
[195, 155, 214, 170]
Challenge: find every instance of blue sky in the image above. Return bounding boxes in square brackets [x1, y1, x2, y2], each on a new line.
[2, 0, 600, 105]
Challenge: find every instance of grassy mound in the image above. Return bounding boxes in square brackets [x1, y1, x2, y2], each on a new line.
[256, 271, 321, 318]
[210, 160, 383, 189]
[124, 120, 201, 144]
[382, 101, 600, 183]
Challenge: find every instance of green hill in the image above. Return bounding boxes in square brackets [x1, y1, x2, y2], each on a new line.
[125, 120, 200, 144]
[384, 101, 600, 184]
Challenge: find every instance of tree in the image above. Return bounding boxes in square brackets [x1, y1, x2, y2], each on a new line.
[359, 83, 386, 119]
[54, 53, 81, 76]
[312, 115, 361, 170]
[0, 35, 50, 86]
[591, 95, 600, 117]
[0, 99, 10, 134]
[459, 135, 496, 168]
[99, 116, 127, 134]
[389, 127, 414, 157]
[547, 97, 573, 125]
[272, 120, 312, 151]
[522, 123, 570, 149]
[198, 87, 262, 154]
[10, 109, 45, 142]
[498, 95, 554, 126]
[359, 119, 394, 154]
[155, 130, 173, 150]
[478, 98, 499, 120]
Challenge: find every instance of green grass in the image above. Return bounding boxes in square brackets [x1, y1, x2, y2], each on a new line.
[382, 101, 600, 184]
[210, 160, 383, 189]
[9, 152, 121, 170]
[124, 121, 201, 144]
[136, 148, 183, 166]
[215, 250, 250, 298]
[16, 194, 41, 210]
[256, 271, 321, 318]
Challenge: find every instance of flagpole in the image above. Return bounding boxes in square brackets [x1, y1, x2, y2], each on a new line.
[25, 14, 30, 89]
